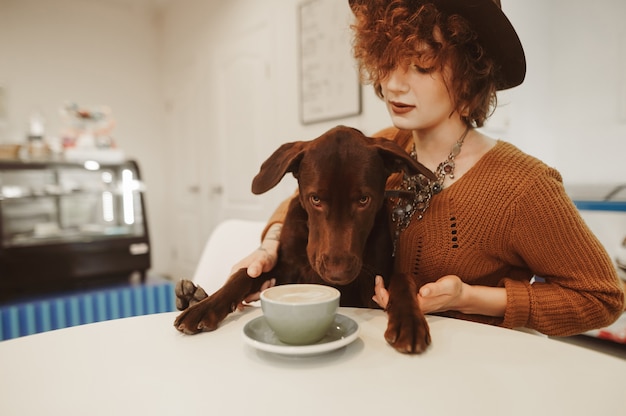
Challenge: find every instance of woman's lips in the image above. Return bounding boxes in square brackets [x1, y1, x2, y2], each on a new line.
[389, 101, 415, 114]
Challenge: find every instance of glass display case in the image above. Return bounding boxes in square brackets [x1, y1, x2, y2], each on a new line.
[0, 159, 150, 299]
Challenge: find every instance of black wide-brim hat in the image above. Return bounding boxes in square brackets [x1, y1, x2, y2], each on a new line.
[348, 0, 526, 90]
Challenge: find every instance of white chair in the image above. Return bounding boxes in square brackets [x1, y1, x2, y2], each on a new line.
[191, 219, 267, 295]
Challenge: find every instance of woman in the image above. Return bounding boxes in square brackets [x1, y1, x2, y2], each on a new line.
[235, 0, 624, 336]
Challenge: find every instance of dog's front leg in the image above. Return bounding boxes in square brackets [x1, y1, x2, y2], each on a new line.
[384, 273, 431, 354]
[174, 269, 269, 334]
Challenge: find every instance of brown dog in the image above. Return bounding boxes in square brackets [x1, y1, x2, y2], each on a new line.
[174, 126, 433, 353]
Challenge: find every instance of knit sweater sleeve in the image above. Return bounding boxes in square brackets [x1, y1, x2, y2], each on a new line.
[499, 167, 624, 336]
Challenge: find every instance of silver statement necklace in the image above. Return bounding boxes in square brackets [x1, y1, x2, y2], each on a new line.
[388, 126, 470, 255]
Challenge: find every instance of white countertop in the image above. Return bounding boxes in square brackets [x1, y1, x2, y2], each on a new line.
[1, 307, 625, 415]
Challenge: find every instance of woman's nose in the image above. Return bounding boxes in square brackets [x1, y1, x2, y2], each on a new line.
[382, 68, 409, 93]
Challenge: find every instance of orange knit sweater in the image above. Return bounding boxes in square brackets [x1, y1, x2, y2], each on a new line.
[266, 128, 624, 336]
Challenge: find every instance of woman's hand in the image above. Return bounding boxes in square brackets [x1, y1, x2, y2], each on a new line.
[232, 223, 282, 307]
[230, 244, 279, 278]
[373, 274, 464, 314]
[372, 274, 506, 317]
[230, 223, 282, 277]
[233, 246, 277, 307]
[239, 278, 276, 307]
[416, 275, 464, 313]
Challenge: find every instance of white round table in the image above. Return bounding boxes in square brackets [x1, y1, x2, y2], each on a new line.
[0, 307, 624, 415]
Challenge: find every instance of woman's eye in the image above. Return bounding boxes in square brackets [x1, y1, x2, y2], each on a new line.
[412, 64, 434, 74]
[310, 195, 321, 206]
[358, 196, 370, 206]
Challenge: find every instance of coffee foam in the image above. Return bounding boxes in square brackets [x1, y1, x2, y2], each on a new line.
[263, 285, 338, 304]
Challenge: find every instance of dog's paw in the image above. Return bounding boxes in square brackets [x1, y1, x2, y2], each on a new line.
[173, 297, 229, 335]
[174, 279, 208, 311]
[384, 311, 431, 354]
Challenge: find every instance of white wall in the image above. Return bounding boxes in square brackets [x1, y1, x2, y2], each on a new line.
[547, 0, 626, 183]
[159, 0, 388, 145]
[160, 0, 626, 183]
[1, 0, 625, 279]
[499, 0, 626, 184]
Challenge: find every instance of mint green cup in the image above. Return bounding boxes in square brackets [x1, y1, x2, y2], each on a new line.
[260, 284, 340, 345]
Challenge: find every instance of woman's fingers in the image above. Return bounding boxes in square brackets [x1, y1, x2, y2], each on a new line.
[372, 275, 390, 309]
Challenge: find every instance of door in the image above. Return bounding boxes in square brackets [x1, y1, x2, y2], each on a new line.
[213, 20, 275, 222]
[167, 78, 212, 280]
[168, 16, 277, 280]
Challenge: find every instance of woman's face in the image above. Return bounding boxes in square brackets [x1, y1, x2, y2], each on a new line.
[379, 61, 456, 132]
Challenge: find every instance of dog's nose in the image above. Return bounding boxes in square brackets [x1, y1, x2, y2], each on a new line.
[317, 254, 361, 285]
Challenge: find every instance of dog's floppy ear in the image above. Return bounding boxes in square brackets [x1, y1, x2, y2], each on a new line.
[371, 137, 437, 181]
[251, 141, 308, 194]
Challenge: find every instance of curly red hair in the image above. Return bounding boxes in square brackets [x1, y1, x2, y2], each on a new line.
[351, 0, 498, 127]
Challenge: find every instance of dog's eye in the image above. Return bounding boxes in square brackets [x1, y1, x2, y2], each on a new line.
[358, 196, 370, 206]
[310, 195, 322, 206]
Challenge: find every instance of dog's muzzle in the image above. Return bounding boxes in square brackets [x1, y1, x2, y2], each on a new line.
[316, 254, 362, 285]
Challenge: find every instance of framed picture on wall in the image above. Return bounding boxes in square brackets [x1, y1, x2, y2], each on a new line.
[298, 0, 362, 125]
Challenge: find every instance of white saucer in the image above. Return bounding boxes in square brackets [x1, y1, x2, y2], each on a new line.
[242, 314, 359, 356]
